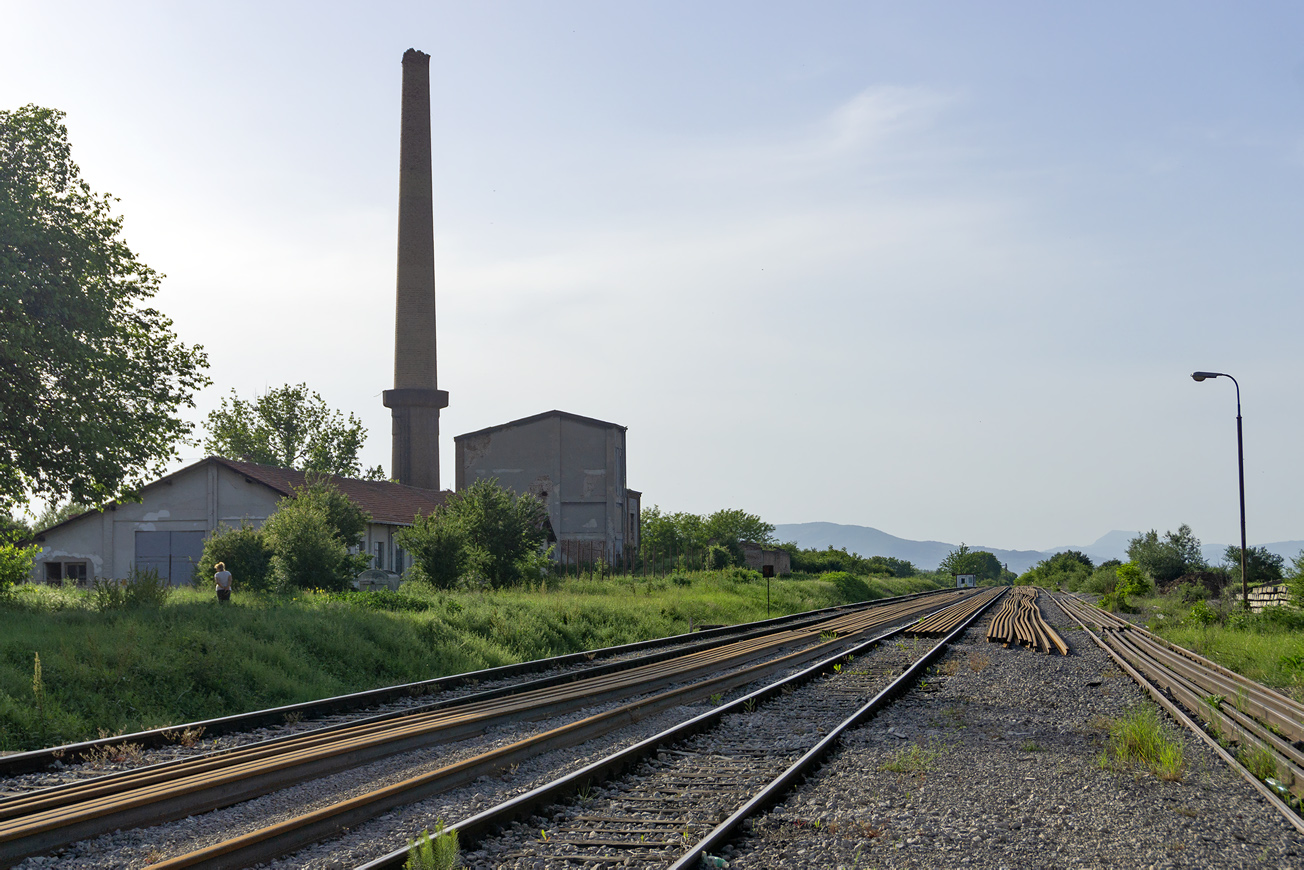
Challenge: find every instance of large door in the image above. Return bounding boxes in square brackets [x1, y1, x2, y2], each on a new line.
[135, 531, 207, 585]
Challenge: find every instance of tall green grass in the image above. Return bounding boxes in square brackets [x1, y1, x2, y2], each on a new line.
[0, 570, 939, 752]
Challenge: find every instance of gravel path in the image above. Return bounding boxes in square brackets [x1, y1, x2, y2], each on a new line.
[725, 595, 1304, 869]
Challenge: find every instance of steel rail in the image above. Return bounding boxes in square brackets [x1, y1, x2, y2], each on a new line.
[1052, 594, 1304, 835]
[1102, 628, 1304, 799]
[0, 589, 950, 777]
[352, 588, 1003, 870]
[143, 597, 953, 870]
[906, 587, 1002, 636]
[1, 595, 957, 867]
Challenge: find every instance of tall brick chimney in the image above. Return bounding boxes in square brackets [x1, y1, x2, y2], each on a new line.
[383, 48, 448, 489]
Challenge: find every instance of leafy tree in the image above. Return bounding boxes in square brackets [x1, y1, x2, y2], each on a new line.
[1287, 550, 1304, 606]
[203, 384, 384, 479]
[32, 500, 95, 532]
[640, 506, 707, 556]
[1223, 545, 1285, 589]
[449, 479, 548, 587]
[396, 510, 467, 590]
[1019, 550, 1096, 591]
[1, 513, 32, 543]
[196, 521, 273, 593]
[1126, 525, 1207, 584]
[939, 543, 1003, 583]
[0, 105, 210, 512]
[702, 509, 776, 546]
[259, 480, 370, 591]
[0, 539, 38, 592]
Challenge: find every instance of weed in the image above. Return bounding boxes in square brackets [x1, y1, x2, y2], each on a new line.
[1238, 743, 1278, 782]
[162, 726, 205, 747]
[1102, 708, 1185, 781]
[968, 652, 990, 672]
[576, 782, 594, 804]
[284, 710, 304, 726]
[820, 630, 839, 641]
[742, 698, 757, 714]
[708, 693, 723, 706]
[881, 740, 941, 774]
[832, 663, 842, 674]
[406, 820, 459, 870]
[1175, 806, 1199, 818]
[82, 733, 145, 768]
[31, 652, 45, 737]
[939, 659, 960, 677]
[1022, 740, 1044, 752]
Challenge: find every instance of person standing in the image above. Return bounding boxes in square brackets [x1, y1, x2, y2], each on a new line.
[214, 562, 233, 603]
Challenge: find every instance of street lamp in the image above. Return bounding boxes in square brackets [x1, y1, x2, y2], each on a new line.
[1190, 371, 1248, 607]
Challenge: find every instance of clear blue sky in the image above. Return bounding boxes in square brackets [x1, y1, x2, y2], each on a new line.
[5, 2, 1302, 551]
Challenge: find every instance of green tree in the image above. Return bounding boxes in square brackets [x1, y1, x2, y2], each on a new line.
[0, 539, 38, 593]
[196, 521, 273, 593]
[0, 105, 210, 512]
[939, 543, 1003, 583]
[32, 500, 95, 532]
[1126, 525, 1206, 584]
[1223, 545, 1285, 589]
[259, 480, 370, 591]
[702, 508, 776, 546]
[396, 510, 467, 590]
[203, 384, 384, 479]
[447, 479, 548, 588]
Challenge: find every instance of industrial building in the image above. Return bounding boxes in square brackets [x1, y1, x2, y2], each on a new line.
[455, 410, 640, 567]
[28, 457, 447, 585]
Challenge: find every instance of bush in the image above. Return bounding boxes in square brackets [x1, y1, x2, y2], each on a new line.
[1082, 563, 1119, 595]
[706, 544, 733, 570]
[262, 500, 356, 591]
[398, 511, 468, 590]
[0, 540, 37, 593]
[91, 567, 172, 610]
[197, 521, 273, 592]
[1176, 581, 1210, 603]
[821, 571, 872, 603]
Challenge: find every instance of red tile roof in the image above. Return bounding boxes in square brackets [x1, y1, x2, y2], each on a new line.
[213, 458, 449, 525]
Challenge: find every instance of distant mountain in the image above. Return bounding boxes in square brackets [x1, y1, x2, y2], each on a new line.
[774, 523, 1304, 575]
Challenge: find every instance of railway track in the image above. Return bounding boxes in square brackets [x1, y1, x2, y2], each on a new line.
[0, 590, 975, 868]
[1055, 593, 1304, 831]
[341, 589, 1002, 870]
[986, 586, 1068, 654]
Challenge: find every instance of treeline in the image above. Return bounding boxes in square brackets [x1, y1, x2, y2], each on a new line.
[1017, 523, 1304, 609]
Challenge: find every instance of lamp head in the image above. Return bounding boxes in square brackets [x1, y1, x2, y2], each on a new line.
[1191, 371, 1221, 382]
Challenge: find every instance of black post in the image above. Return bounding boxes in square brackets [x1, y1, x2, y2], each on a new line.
[1235, 385, 1248, 608]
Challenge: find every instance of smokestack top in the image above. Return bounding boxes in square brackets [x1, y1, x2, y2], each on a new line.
[402, 48, 430, 65]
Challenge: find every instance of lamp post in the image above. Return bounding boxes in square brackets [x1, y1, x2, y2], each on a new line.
[1191, 371, 1248, 607]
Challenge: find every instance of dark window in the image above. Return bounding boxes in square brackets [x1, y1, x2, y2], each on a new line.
[374, 541, 385, 570]
[65, 562, 88, 584]
[45, 562, 63, 585]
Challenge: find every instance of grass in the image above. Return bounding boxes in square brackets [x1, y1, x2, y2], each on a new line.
[406, 820, 459, 870]
[0, 570, 940, 752]
[1099, 707, 1185, 781]
[880, 740, 942, 774]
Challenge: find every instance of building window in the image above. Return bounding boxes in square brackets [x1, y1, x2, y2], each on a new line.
[45, 562, 63, 586]
[65, 563, 88, 585]
[394, 545, 406, 573]
[374, 541, 385, 570]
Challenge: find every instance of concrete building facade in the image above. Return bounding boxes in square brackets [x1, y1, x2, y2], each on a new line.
[740, 542, 792, 577]
[29, 457, 447, 585]
[454, 411, 640, 566]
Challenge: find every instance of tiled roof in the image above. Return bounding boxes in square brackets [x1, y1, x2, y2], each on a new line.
[33, 457, 450, 538]
[214, 458, 449, 525]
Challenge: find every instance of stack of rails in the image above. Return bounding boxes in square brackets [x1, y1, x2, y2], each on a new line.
[0, 591, 962, 867]
[1056, 594, 1304, 804]
[905, 587, 1004, 637]
[986, 586, 1069, 655]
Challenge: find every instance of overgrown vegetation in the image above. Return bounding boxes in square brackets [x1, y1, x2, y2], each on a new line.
[1099, 707, 1185, 781]
[406, 820, 459, 870]
[0, 569, 940, 752]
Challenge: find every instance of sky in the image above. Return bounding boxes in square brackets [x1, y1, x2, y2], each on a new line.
[4, 2, 1302, 552]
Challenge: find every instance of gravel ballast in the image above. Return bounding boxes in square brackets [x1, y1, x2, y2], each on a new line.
[724, 596, 1304, 869]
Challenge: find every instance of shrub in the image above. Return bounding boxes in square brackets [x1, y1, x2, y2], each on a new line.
[197, 521, 273, 592]
[262, 500, 355, 591]
[822, 571, 872, 603]
[398, 511, 468, 590]
[91, 567, 171, 610]
[706, 544, 732, 571]
[1176, 581, 1210, 603]
[0, 540, 38, 593]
